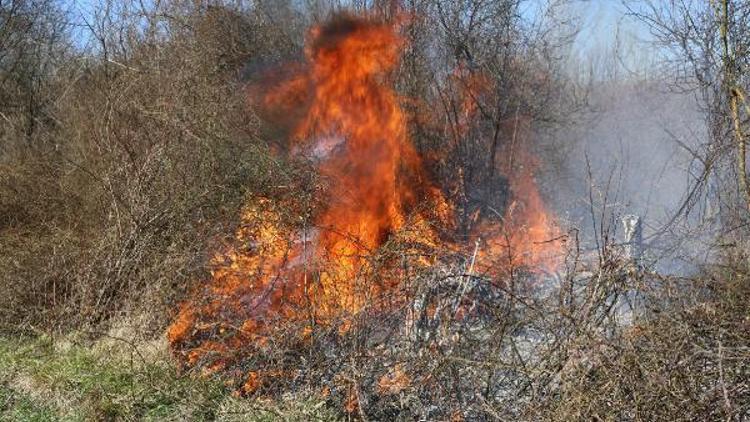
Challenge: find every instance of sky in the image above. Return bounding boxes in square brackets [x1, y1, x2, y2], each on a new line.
[566, 1, 659, 78]
[67, 0, 659, 76]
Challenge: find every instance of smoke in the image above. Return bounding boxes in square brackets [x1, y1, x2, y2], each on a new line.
[544, 80, 709, 273]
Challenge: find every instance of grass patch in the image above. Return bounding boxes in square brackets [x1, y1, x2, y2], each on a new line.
[0, 335, 338, 421]
[0, 383, 57, 421]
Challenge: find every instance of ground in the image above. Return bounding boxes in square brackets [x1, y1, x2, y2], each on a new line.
[0, 334, 337, 421]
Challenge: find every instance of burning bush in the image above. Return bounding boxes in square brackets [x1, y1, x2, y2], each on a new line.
[168, 13, 563, 417]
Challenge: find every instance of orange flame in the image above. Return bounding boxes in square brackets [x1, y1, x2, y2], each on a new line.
[168, 13, 562, 385]
[265, 15, 426, 313]
[169, 15, 446, 371]
[479, 156, 562, 273]
[439, 63, 561, 273]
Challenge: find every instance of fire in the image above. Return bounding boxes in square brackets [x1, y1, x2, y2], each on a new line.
[265, 15, 431, 314]
[480, 118, 562, 273]
[168, 13, 562, 391]
[169, 14, 446, 372]
[438, 63, 561, 273]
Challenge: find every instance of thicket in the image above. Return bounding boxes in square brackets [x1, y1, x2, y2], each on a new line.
[1, 0, 749, 420]
[1, 1, 307, 332]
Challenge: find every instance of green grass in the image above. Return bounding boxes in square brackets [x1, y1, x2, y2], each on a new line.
[0, 335, 338, 421]
[0, 383, 57, 421]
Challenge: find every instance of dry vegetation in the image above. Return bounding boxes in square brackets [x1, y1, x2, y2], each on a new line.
[1, 0, 749, 420]
[1, 1, 304, 332]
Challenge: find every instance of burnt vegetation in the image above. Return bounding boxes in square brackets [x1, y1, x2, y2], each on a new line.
[1, 0, 749, 420]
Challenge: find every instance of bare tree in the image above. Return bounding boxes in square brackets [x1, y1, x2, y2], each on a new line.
[394, 0, 579, 234]
[0, 0, 71, 149]
[628, 0, 750, 219]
